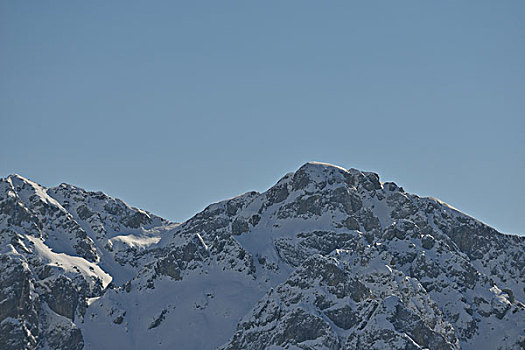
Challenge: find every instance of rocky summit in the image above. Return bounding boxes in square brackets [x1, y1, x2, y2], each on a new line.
[0, 162, 523, 350]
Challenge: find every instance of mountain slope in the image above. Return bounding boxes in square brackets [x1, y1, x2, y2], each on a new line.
[0, 163, 523, 349]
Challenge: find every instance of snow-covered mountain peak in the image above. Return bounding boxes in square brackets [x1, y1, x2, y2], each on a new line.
[295, 161, 350, 178]
[273, 162, 385, 201]
[5, 174, 65, 209]
[6, 173, 28, 182]
[0, 165, 523, 350]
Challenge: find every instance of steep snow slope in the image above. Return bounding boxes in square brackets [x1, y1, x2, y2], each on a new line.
[0, 175, 176, 349]
[0, 163, 523, 350]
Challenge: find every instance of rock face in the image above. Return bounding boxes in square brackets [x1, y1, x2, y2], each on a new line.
[0, 163, 524, 350]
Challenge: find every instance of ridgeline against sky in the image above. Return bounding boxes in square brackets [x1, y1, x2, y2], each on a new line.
[1, 1, 523, 234]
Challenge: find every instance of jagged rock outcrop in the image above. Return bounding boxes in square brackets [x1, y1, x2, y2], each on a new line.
[0, 163, 523, 349]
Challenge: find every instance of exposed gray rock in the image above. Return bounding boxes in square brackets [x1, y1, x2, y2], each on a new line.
[1, 164, 524, 350]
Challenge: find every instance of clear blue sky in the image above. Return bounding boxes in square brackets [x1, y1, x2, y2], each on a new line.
[1, 1, 524, 234]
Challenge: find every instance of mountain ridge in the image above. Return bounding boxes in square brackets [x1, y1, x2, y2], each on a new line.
[1, 162, 523, 349]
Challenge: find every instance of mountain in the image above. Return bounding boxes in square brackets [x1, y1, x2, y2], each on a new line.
[0, 162, 523, 350]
